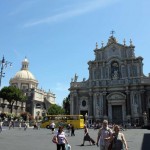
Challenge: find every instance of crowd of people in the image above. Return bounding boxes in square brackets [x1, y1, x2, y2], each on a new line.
[0, 118, 128, 150]
[0, 119, 41, 131]
[51, 119, 128, 150]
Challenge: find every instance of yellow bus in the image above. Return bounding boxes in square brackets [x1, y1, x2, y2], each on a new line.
[40, 115, 84, 129]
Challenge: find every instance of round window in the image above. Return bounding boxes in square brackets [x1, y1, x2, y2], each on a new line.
[82, 100, 86, 107]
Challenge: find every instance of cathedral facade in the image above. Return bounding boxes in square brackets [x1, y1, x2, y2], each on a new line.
[69, 35, 150, 125]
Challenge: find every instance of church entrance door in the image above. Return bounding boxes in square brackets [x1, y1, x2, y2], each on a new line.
[112, 105, 122, 124]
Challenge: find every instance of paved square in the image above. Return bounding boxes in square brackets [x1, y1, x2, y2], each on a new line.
[0, 127, 150, 150]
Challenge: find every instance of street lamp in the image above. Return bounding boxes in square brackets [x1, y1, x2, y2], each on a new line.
[0, 56, 12, 88]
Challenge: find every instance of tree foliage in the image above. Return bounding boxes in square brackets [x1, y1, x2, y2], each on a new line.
[47, 104, 65, 115]
[63, 95, 70, 115]
[0, 86, 27, 113]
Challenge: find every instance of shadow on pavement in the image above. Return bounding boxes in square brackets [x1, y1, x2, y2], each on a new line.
[141, 133, 150, 150]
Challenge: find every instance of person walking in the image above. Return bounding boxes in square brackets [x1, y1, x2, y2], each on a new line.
[66, 124, 71, 136]
[24, 122, 27, 131]
[70, 124, 75, 136]
[96, 120, 112, 150]
[81, 125, 95, 146]
[19, 121, 22, 130]
[9, 121, 12, 130]
[0, 120, 3, 133]
[106, 125, 128, 150]
[55, 126, 69, 150]
[50, 121, 55, 134]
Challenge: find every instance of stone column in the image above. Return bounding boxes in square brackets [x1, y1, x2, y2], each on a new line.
[94, 92, 99, 118]
[76, 94, 79, 115]
[103, 92, 107, 118]
[74, 93, 79, 115]
[70, 94, 74, 114]
[100, 93, 103, 117]
[125, 90, 131, 116]
[140, 90, 145, 113]
[89, 92, 93, 117]
[108, 101, 112, 122]
[93, 93, 96, 118]
[70, 93, 78, 115]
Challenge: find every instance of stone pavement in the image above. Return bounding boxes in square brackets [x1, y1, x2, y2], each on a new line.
[0, 127, 150, 150]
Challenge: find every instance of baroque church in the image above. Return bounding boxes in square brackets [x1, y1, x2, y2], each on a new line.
[8, 57, 55, 118]
[69, 34, 150, 125]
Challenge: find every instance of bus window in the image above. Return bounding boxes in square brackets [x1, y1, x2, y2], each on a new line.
[73, 116, 77, 120]
[79, 115, 84, 119]
[42, 116, 48, 122]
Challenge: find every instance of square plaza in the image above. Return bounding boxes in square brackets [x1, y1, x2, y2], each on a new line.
[0, 127, 150, 150]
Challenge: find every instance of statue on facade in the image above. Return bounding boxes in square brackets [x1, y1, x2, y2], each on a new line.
[74, 73, 78, 82]
[112, 70, 118, 79]
[71, 78, 73, 82]
[83, 78, 86, 82]
[111, 62, 119, 80]
[133, 104, 138, 114]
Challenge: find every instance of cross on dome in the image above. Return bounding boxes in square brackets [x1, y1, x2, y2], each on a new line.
[110, 30, 115, 37]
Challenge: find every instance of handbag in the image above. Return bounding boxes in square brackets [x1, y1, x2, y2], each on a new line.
[52, 135, 58, 144]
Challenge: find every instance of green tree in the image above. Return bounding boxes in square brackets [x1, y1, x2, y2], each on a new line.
[47, 104, 65, 115]
[63, 94, 70, 115]
[0, 86, 27, 113]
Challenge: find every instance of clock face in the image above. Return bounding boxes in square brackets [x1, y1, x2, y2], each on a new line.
[82, 100, 86, 107]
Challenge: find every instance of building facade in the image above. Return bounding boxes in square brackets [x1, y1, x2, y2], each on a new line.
[69, 35, 150, 125]
[8, 57, 55, 118]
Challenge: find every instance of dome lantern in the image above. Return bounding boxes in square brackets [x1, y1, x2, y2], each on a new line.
[21, 57, 29, 70]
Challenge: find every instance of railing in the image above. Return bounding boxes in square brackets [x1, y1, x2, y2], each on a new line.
[70, 77, 150, 88]
[141, 78, 150, 84]
[70, 82, 88, 88]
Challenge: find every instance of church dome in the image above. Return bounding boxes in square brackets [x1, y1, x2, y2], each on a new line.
[12, 57, 36, 80]
[13, 70, 36, 80]
[10, 57, 38, 89]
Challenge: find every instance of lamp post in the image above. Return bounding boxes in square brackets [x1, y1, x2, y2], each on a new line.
[0, 56, 12, 88]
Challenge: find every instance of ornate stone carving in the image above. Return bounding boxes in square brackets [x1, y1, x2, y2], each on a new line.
[80, 97, 88, 110]
[107, 92, 126, 100]
[111, 62, 119, 80]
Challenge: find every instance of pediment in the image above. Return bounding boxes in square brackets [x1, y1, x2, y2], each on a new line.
[104, 43, 124, 58]
[107, 92, 126, 100]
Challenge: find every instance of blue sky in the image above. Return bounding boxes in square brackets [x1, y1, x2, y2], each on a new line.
[0, 0, 150, 105]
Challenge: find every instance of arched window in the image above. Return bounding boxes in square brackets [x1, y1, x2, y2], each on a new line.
[111, 61, 119, 79]
[36, 103, 41, 108]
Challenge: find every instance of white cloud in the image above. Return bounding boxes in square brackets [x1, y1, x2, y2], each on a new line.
[8, 1, 37, 16]
[23, 0, 120, 27]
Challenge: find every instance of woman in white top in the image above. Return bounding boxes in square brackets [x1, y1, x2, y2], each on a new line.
[56, 126, 68, 150]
